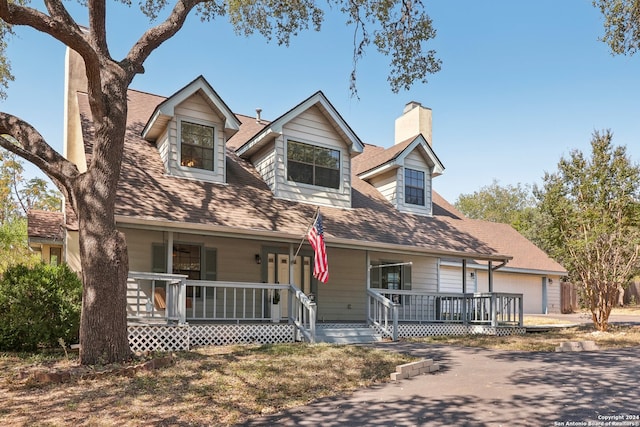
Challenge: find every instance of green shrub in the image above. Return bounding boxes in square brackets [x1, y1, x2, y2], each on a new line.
[0, 263, 82, 351]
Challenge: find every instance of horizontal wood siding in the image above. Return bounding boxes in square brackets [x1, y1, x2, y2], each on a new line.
[251, 143, 277, 191]
[369, 251, 438, 292]
[156, 128, 170, 172]
[368, 169, 398, 207]
[439, 265, 477, 293]
[316, 248, 366, 321]
[399, 151, 432, 216]
[547, 276, 562, 314]
[164, 93, 226, 184]
[275, 106, 351, 208]
[477, 271, 544, 314]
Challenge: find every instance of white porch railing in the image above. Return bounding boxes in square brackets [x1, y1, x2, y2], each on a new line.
[367, 289, 399, 340]
[368, 289, 523, 338]
[288, 285, 317, 343]
[128, 272, 318, 342]
[128, 271, 188, 323]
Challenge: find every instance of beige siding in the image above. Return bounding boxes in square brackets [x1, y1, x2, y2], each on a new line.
[162, 93, 226, 184]
[251, 143, 277, 191]
[274, 106, 352, 208]
[316, 248, 367, 321]
[547, 276, 562, 314]
[156, 127, 170, 173]
[399, 151, 432, 216]
[477, 271, 545, 314]
[65, 230, 81, 273]
[369, 251, 438, 292]
[439, 265, 477, 293]
[368, 169, 398, 207]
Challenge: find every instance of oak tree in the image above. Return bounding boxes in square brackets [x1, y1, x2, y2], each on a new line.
[0, 0, 441, 364]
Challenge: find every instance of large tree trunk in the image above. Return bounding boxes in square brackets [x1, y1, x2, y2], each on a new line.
[77, 202, 131, 365]
[76, 74, 131, 365]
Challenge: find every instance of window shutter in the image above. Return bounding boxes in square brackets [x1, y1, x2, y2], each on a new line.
[204, 248, 217, 281]
[402, 264, 412, 291]
[152, 243, 167, 273]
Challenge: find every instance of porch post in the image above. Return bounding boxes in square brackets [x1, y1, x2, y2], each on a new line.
[365, 251, 370, 324]
[488, 260, 493, 293]
[462, 259, 467, 294]
[166, 231, 173, 274]
[288, 243, 295, 324]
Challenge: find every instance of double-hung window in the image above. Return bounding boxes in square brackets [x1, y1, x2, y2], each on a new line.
[287, 140, 340, 189]
[405, 168, 425, 206]
[180, 121, 215, 171]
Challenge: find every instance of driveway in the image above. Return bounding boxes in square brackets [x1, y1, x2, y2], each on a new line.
[241, 341, 640, 426]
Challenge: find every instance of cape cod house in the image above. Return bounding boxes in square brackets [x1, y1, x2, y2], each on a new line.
[30, 48, 566, 350]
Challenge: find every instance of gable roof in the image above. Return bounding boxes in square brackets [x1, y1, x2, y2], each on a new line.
[235, 91, 364, 158]
[431, 192, 566, 274]
[27, 210, 64, 243]
[141, 75, 241, 141]
[74, 82, 565, 274]
[76, 89, 511, 262]
[354, 135, 445, 180]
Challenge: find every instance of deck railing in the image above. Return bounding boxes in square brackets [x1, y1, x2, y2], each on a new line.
[128, 272, 318, 341]
[128, 271, 188, 323]
[367, 289, 399, 340]
[368, 289, 523, 332]
[288, 285, 317, 343]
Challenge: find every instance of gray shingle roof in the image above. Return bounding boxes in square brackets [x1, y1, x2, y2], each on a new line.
[76, 88, 565, 273]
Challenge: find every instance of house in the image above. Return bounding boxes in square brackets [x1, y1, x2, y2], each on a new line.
[30, 48, 567, 350]
[27, 210, 65, 265]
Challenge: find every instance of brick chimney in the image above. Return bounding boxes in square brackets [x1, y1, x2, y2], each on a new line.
[394, 101, 432, 146]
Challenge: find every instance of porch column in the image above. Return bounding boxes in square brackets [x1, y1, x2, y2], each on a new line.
[462, 259, 467, 294]
[488, 260, 493, 293]
[288, 243, 294, 324]
[166, 231, 173, 274]
[365, 251, 370, 324]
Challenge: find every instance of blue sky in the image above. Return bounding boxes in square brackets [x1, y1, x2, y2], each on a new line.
[2, 0, 639, 203]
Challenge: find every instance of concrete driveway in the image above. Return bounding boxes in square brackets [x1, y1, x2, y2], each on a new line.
[241, 341, 640, 426]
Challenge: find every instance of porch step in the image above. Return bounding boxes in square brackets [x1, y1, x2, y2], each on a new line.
[315, 326, 383, 344]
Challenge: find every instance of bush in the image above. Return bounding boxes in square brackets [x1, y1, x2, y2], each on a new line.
[0, 263, 82, 351]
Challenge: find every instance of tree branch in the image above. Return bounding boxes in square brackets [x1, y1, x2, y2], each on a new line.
[0, 113, 79, 196]
[122, 0, 201, 76]
[88, 0, 109, 57]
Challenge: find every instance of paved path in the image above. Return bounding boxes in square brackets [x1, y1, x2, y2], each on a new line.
[241, 341, 640, 426]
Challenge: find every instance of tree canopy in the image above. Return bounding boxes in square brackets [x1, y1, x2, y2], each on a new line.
[536, 130, 640, 330]
[454, 179, 540, 241]
[595, 0, 640, 55]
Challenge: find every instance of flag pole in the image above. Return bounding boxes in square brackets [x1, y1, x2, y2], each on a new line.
[293, 207, 320, 260]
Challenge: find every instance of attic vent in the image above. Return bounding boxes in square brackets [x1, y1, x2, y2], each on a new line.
[403, 101, 422, 114]
[256, 108, 262, 123]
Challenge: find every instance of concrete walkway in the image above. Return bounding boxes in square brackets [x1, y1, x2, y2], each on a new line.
[241, 341, 640, 426]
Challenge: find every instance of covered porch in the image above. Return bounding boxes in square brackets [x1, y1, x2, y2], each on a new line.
[126, 271, 524, 352]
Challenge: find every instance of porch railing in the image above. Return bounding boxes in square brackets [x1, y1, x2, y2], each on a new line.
[367, 289, 399, 340]
[288, 284, 317, 343]
[368, 289, 523, 336]
[128, 272, 318, 342]
[128, 271, 188, 324]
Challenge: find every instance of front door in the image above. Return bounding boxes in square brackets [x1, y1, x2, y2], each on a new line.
[266, 252, 313, 320]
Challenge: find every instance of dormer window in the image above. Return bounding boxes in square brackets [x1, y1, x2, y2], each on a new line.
[287, 140, 340, 189]
[405, 168, 425, 206]
[180, 120, 215, 171]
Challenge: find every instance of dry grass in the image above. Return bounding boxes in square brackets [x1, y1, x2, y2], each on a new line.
[409, 323, 640, 352]
[0, 343, 413, 426]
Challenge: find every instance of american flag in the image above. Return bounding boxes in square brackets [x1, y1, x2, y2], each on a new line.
[307, 211, 329, 283]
